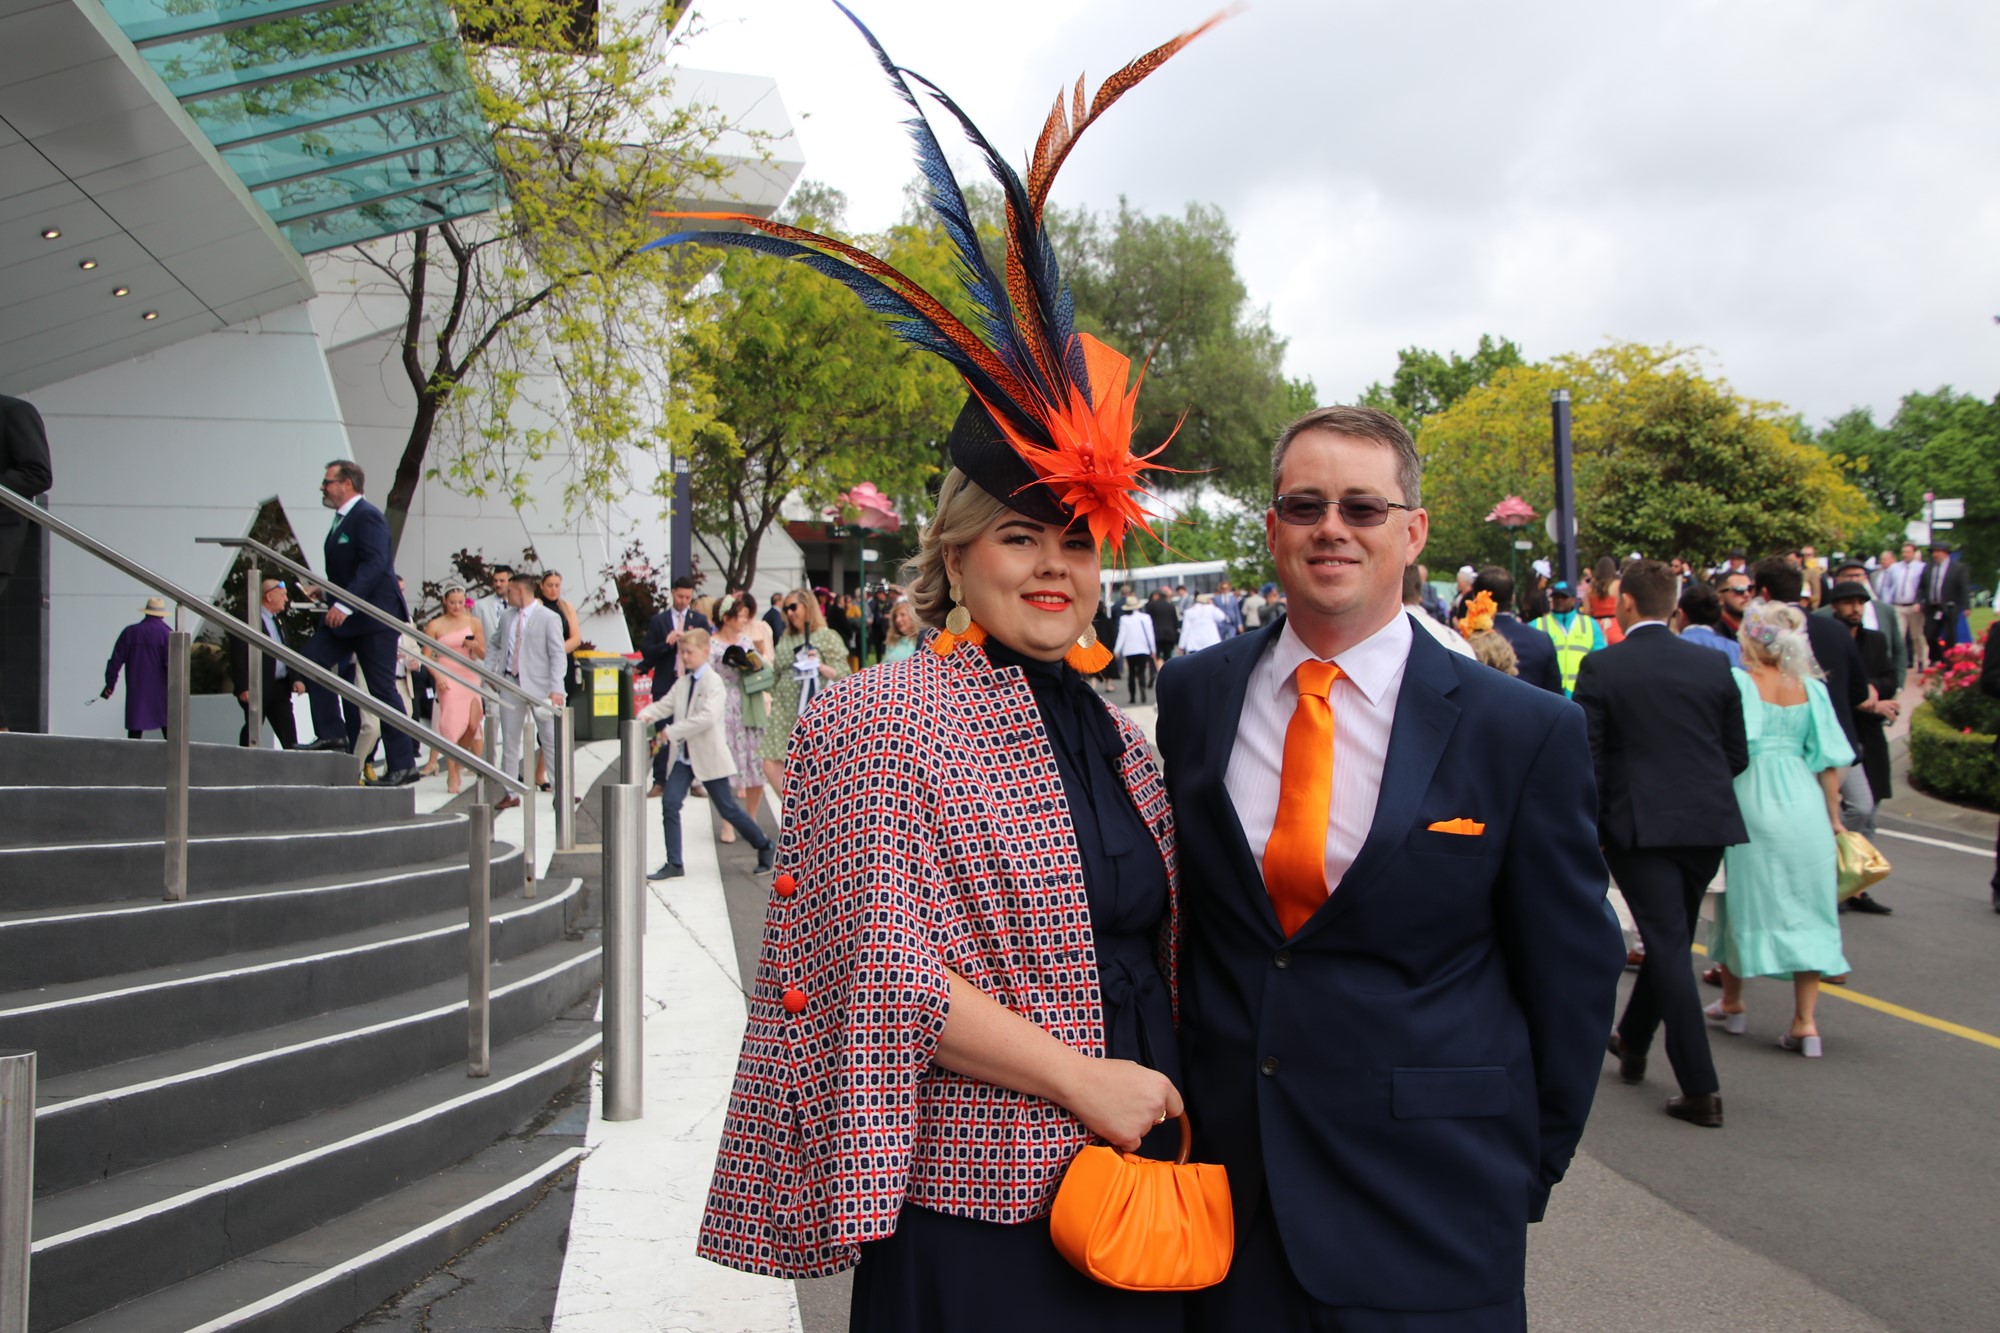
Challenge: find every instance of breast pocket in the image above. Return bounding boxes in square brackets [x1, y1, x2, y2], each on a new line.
[1405, 828, 1497, 858]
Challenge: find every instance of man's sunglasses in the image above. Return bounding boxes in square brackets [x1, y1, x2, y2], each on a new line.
[1271, 494, 1413, 528]
[1722, 585, 1751, 596]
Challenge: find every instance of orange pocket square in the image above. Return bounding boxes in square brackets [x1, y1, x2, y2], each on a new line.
[1426, 818, 1485, 836]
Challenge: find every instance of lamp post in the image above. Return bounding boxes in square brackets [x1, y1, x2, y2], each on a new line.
[1485, 495, 1538, 588]
[826, 483, 901, 668]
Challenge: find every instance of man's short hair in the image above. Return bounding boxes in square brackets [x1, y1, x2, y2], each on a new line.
[1751, 556, 1802, 604]
[1471, 565, 1513, 610]
[1272, 406, 1422, 508]
[672, 576, 697, 592]
[260, 578, 285, 595]
[1679, 582, 1722, 627]
[1619, 560, 1677, 619]
[324, 459, 365, 490]
[490, 564, 514, 579]
[1401, 565, 1425, 603]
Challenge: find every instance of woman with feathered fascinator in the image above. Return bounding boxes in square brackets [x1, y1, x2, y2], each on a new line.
[680, 5, 1230, 1320]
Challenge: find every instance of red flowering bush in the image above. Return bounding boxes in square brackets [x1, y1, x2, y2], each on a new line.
[1924, 642, 1999, 735]
[1911, 638, 1998, 809]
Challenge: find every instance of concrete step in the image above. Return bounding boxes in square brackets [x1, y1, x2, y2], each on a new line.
[28, 1019, 601, 1332]
[0, 843, 526, 990]
[0, 783, 416, 846]
[33, 931, 600, 1195]
[0, 731, 358, 789]
[0, 878, 580, 1079]
[56, 1137, 585, 1333]
[0, 813, 470, 910]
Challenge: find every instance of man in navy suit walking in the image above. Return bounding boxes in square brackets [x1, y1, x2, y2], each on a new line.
[1157, 406, 1622, 1330]
[298, 460, 418, 785]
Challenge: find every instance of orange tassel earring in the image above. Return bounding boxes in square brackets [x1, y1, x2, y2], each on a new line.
[1065, 627, 1113, 674]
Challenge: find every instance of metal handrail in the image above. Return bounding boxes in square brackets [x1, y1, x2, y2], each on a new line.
[196, 535, 554, 717]
[0, 485, 527, 802]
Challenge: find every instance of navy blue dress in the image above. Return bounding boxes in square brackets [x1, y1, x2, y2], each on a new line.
[848, 640, 1182, 1331]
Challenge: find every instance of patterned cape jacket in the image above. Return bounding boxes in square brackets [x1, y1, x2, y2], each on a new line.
[697, 635, 1180, 1277]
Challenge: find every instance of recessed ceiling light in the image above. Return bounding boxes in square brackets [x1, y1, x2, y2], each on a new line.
[78, 258, 98, 270]
[41, 227, 61, 239]
[142, 310, 159, 321]
[111, 286, 130, 297]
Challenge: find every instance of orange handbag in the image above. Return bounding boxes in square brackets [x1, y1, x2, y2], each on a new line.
[1049, 1114, 1234, 1291]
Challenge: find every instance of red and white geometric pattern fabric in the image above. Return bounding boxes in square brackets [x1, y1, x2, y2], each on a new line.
[697, 636, 1178, 1277]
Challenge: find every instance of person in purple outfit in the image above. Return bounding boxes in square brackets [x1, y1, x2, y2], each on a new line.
[102, 597, 173, 738]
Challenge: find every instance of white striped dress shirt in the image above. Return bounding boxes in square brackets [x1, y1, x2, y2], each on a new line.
[1224, 610, 1413, 895]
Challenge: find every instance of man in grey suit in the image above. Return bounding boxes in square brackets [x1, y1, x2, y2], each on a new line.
[494, 572, 566, 812]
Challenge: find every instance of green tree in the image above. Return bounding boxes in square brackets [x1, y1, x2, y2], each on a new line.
[1417, 344, 1877, 571]
[681, 184, 964, 590]
[1828, 388, 2000, 580]
[1154, 499, 1275, 589]
[337, 0, 745, 550]
[1359, 335, 1525, 433]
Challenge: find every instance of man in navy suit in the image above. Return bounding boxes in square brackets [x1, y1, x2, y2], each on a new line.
[298, 460, 417, 785]
[1157, 406, 1622, 1330]
[1473, 565, 1563, 693]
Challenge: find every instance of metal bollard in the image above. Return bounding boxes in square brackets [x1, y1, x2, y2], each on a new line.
[1, 1050, 34, 1333]
[521, 710, 538, 892]
[467, 804, 492, 1078]
[165, 625, 191, 902]
[602, 782, 644, 1121]
[620, 717, 647, 787]
[555, 706, 576, 852]
[243, 560, 262, 749]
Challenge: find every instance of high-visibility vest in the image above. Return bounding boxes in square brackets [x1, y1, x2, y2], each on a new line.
[1532, 613, 1599, 695]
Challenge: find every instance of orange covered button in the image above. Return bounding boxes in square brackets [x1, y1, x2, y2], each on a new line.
[782, 988, 808, 1014]
[772, 873, 797, 898]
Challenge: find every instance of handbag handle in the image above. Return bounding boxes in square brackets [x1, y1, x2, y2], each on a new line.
[1172, 1112, 1191, 1165]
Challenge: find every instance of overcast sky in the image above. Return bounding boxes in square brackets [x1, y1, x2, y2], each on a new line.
[675, 0, 2000, 430]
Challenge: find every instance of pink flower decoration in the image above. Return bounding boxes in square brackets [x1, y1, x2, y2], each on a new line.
[1485, 495, 1537, 527]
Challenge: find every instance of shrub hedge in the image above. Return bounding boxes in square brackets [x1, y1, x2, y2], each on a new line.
[1907, 701, 2000, 810]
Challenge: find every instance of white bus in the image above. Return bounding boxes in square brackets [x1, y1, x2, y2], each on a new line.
[1099, 559, 1229, 604]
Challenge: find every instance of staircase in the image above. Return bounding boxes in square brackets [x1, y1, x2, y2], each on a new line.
[0, 732, 602, 1332]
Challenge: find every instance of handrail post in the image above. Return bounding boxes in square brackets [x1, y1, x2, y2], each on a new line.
[521, 709, 538, 893]
[555, 705, 576, 851]
[602, 783, 644, 1121]
[481, 706, 500, 806]
[466, 804, 491, 1078]
[1, 1050, 35, 1333]
[165, 615, 191, 902]
[243, 558, 261, 749]
[620, 717, 646, 787]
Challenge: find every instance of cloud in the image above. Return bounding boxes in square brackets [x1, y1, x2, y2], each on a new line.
[676, 0, 2000, 425]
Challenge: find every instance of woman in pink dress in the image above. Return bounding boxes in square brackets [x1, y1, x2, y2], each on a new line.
[425, 587, 488, 794]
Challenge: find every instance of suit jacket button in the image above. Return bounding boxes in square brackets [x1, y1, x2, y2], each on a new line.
[1273, 950, 1291, 970]
[782, 988, 808, 1014]
[1260, 1056, 1280, 1076]
[773, 873, 797, 898]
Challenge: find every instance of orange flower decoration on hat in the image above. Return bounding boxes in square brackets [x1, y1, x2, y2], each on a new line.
[1458, 590, 1498, 638]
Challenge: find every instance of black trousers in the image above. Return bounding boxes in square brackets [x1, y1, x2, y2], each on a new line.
[239, 687, 298, 748]
[1188, 1192, 1526, 1332]
[1125, 654, 1154, 703]
[1607, 844, 1725, 1098]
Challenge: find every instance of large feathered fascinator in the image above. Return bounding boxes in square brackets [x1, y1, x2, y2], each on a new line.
[644, 1, 1228, 557]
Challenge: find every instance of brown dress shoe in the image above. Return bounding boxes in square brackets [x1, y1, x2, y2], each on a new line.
[1606, 1033, 1646, 1084]
[1665, 1093, 1724, 1128]
[493, 794, 522, 812]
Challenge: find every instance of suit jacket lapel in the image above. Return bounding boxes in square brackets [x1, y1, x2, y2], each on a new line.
[1204, 618, 1286, 934]
[1296, 622, 1462, 936]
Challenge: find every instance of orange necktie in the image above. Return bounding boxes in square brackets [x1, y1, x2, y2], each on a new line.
[1265, 659, 1342, 935]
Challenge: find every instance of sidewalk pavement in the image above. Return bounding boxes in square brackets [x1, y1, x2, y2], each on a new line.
[549, 768, 803, 1333]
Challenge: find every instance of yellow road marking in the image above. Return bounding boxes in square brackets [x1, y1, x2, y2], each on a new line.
[1690, 942, 2000, 1051]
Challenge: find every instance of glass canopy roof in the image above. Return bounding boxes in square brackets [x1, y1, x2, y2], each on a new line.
[104, 0, 504, 254]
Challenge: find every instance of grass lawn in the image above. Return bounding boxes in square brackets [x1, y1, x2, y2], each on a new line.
[1973, 607, 1995, 641]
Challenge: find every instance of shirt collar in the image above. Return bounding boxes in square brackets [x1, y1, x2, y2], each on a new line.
[336, 495, 361, 518]
[1271, 609, 1412, 707]
[1627, 619, 1670, 634]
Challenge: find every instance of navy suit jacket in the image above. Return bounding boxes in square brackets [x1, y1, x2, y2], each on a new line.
[1157, 613, 1622, 1310]
[321, 498, 405, 638]
[1491, 612, 1563, 694]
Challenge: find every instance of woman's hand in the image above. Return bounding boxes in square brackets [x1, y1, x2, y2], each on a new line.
[1061, 1059, 1183, 1153]
[1831, 818, 1849, 837]
[818, 662, 840, 678]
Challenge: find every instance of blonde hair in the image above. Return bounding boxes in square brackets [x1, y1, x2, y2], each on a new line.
[680, 627, 711, 656]
[904, 469, 1012, 628]
[1738, 600, 1822, 680]
[885, 598, 919, 649]
[778, 587, 826, 635]
[1466, 628, 1519, 676]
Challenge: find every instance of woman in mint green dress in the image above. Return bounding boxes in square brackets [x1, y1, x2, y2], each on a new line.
[1707, 601, 1854, 1058]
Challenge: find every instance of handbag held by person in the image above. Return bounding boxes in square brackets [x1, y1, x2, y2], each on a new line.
[1834, 831, 1891, 901]
[1049, 1113, 1233, 1291]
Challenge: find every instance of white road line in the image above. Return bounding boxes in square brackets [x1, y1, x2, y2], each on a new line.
[38, 944, 600, 1117]
[1875, 827, 1991, 857]
[178, 1147, 586, 1333]
[0, 881, 579, 1020]
[32, 1034, 601, 1253]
